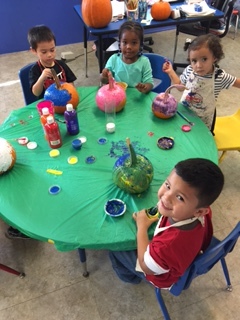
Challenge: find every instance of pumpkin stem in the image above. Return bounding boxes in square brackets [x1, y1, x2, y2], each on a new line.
[126, 138, 137, 166]
[163, 84, 187, 103]
[51, 68, 62, 89]
[108, 72, 115, 90]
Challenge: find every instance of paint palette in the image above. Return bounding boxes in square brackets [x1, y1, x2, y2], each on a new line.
[104, 199, 126, 217]
[157, 137, 174, 150]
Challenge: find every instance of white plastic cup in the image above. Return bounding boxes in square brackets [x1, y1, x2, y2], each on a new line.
[105, 102, 116, 133]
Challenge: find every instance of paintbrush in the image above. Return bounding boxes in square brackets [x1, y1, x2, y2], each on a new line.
[177, 110, 194, 126]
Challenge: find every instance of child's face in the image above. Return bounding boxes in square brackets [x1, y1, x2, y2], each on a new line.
[157, 169, 201, 222]
[31, 40, 56, 67]
[120, 30, 140, 63]
[189, 46, 216, 76]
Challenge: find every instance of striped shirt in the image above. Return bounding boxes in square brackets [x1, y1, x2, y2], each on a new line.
[180, 65, 236, 100]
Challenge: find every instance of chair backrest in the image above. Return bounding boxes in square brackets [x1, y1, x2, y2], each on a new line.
[18, 63, 38, 105]
[170, 221, 240, 296]
[143, 53, 171, 93]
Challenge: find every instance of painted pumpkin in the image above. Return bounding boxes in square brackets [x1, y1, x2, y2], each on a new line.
[0, 138, 16, 175]
[44, 82, 79, 114]
[82, 0, 112, 28]
[113, 138, 154, 194]
[150, 0, 171, 20]
[96, 73, 126, 113]
[152, 84, 185, 119]
[44, 69, 79, 114]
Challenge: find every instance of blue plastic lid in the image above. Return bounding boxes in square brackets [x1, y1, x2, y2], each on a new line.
[85, 156, 96, 164]
[98, 137, 107, 145]
[49, 185, 61, 195]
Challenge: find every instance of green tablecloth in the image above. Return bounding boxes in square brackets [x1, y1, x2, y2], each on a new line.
[0, 87, 218, 251]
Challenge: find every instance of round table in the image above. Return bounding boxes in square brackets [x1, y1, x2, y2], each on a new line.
[0, 86, 218, 251]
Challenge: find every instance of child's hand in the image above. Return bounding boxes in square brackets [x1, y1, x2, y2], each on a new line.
[41, 68, 53, 80]
[135, 83, 151, 93]
[101, 68, 109, 78]
[100, 68, 109, 84]
[132, 209, 158, 229]
[162, 60, 173, 74]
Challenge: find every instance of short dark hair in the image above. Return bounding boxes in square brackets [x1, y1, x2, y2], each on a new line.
[28, 25, 56, 50]
[184, 34, 224, 66]
[118, 21, 144, 46]
[175, 158, 224, 207]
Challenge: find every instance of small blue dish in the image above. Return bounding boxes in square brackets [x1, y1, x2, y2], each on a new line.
[72, 139, 82, 150]
[104, 199, 126, 217]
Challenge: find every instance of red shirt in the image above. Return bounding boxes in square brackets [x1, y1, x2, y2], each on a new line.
[145, 212, 213, 288]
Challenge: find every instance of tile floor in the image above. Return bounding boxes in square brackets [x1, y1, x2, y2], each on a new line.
[0, 29, 240, 320]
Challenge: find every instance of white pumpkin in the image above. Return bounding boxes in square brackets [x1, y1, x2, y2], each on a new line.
[0, 138, 16, 175]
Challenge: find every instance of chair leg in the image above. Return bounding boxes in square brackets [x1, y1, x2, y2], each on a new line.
[220, 258, 233, 291]
[0, 263, 25, 278]
[155, 287, 171, 320]
[234, 15, 239, 39]
[218, 151, 227, 163]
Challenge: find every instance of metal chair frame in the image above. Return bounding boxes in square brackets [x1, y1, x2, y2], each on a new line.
[0, 263, 25, 278]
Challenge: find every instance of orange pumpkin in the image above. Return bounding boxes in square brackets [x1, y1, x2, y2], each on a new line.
[150, 0, 171, 21]
[82, 0, 112, 28]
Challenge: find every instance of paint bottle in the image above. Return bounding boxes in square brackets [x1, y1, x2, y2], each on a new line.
[45, 115, 62, 149]
[145, 206, 159, 219]
[64, 104, 79, 135]
[40, 107, 51, 139]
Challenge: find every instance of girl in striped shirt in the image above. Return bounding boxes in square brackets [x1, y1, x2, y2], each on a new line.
[163, 34, 240, 133]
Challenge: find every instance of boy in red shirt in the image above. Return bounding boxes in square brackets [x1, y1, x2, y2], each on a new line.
[109, 158, 224, 288]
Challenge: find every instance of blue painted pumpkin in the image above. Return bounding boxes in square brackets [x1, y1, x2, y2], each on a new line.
[44, 82, 79, 114]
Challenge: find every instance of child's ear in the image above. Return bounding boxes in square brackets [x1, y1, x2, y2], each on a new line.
[194, 207, 210, 217]
[30, 47, 36, 54]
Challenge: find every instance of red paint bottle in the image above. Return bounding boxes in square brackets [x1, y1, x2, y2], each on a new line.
[45, 115, 62, 149]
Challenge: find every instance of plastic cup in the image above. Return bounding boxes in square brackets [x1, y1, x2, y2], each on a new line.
[37, 100, 54, 116]
[126, 8, 138, 21]
[125, 0, 139, 21]
[72, 139, 82, 150]
[116, 82, 128, 91]
[105, 102, 116, 133]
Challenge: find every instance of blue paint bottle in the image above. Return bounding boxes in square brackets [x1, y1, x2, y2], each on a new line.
[64, 103, 80, 135]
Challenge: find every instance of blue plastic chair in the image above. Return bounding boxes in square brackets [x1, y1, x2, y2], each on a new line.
[155, 222, 240, 320]
[18, 63, 39, 105]
[143, 53, 171, 94]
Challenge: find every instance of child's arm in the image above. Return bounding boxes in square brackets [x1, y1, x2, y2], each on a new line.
[163, 61, 182, 87]
[135, 82, 153, 94]
[133, 210, 158, 274]
[232, 77, 240, 88]
[32, 68, 53, 97]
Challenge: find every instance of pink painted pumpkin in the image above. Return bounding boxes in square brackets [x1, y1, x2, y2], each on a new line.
[96, 73, 126, 113]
